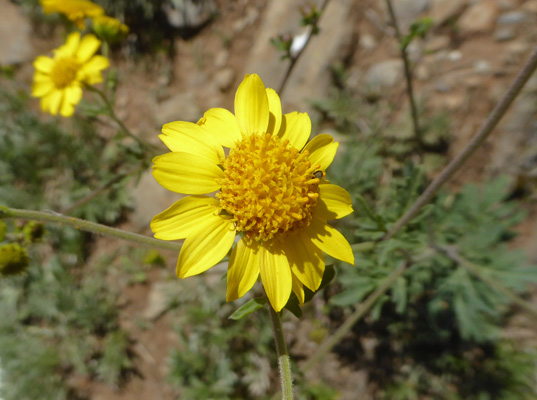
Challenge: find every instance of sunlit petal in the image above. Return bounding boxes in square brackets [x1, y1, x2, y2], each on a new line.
[278, 112, 311, 150]
[234, 74, 269, 135]
[266, 88, 282, 135]
[198, 108, 242, 148]
[308, 217, 354, 265]
[177, 216, 236, 278]
[282, 230, 325, 291]
[226, 239, 261, 301]
[316, 184, 354, 220]
[161, 121, 224, 163]
[152, 152, 223, 194]
[76, 34, 101, 63]
[259, 242, 292, 312]
[303, 134, 339, 171]
[151, 196, 220, 240]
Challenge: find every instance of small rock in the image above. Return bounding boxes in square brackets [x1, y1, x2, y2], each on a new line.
[365, 59, 404, 90]
[0, 0, 34, 65]
[425, 35, 450, 52]
[474, 60, 492, 74]
[494, 27, 516, 41]
[428, 0, 467, 26]
[386, 0, 430, 30]
[232, 7, 259, 32]
[154, 92, 202, 127]
[463, 75, 482, 89]
[162, 0, 217, 29]
[442, 93, 465, 110]
[214, 49, 229, 68]
[447, 50, 462, 62]
[497, 0, 516, 10]
[143, 282, 174, 320]
[497, 10, 528, 24]
[503, 41, 529, 65]
[359, 33, 377, 50]
[214, 68, 235, 91]
[415, 63, 431, 80]
[458, 0, 499, 34]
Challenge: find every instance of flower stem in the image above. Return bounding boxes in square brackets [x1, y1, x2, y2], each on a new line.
[0, 206, 181, 252]
[266, 298, 293, 400]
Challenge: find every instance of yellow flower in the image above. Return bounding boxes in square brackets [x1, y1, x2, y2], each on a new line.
[92, 15, 129, 43]
[32, 32, 109, 117]
[40, 0, 104, 29]
[151, 74, 354, 312]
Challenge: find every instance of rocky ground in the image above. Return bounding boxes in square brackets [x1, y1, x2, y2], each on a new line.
[2, 0, 537, 398]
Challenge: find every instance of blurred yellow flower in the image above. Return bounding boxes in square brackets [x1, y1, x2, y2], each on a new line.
[92, 15, 129, 43]
[32, 32, 109, 117]
[151, 74, 354, 312]
[40, 0, 104, 29]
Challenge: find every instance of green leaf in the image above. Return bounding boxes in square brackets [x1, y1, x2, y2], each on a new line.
[284, 293, 303, 318]
[228, 297, 266, 320]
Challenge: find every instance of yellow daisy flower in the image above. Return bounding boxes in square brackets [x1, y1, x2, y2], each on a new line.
[151, 74, 355, 312]
[40, 0, 104, 29]
[32, 32, 109, 117]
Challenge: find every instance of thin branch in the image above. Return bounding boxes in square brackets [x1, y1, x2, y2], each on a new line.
[384, 44, 537, 240]
[303, 260, 409, 371]
[434, 245, 537, 320]
[0, 206, 181, 252]
[277, 0, 330, 95]
[384, 0, 421, 142]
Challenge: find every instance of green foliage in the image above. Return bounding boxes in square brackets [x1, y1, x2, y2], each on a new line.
[400, 17, 434, 50]
[166, 279, 275, 399]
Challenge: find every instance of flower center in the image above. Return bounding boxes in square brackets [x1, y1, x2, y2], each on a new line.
[50, 57, 79, 89]
[217, 133, 320, 242]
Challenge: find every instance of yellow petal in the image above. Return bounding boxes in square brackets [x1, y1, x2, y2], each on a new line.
[278, 112, 311, 150]
[226, 239, 261, 301]
[234, 74, 269, 135]
[42, 90, 63, 115]
[78, 55, 109, 84]
[266, 88, 282, 135]
[32, 80, 54, 97]
[303, 134, 339, 171]
[54, 32, 80, 58]
[259, 242, 292, 312]
[33, 56, 54, 73]
[151, 196, 220, 240]
[282, 230, 325, 291]
[308, 218, 354, 265]
[177, 216, 236, 278]
[161, 121, 224, 163]
[76, 34, 101, 63]
[152, 152, 223, 194]
[59, 85, 82, 117]
[292, 273, 305, 305]
[197, 108, 242, 148]
[316, 184, 354, 220]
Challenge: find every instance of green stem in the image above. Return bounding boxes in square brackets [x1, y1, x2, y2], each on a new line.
[266, 296, 293, 400]
[86, 85, 158, 152]
[0, 206, 181, 252]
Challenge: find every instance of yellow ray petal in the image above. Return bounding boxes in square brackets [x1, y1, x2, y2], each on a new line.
[76, 34, 101, 63]
[42, 90, 63, 115]
[33, 56, 54, 73]
[292, 273, 305, 305]
[59, 85, 82, 117]
[152, 152, 223, 194]
[266, 88, 282, 135]
[259, 242, 292, 312]
[316, 183, 354, 220]
[226, 239, 261, 301]
[197, 108, 242, 148]
[303, 134, 339, 171]
[32, 80, 54, 97]
[55, 32, 80, 58]
[78, 55, 109, 84]
[234, 74, 269, 136]
[278, 111, 311, 151]
[308, 218, 354, 265]
[177, 216, 236, 278]
[151, 196, 220, 240]
[282, 230, 325, 291]
[161, 121, 224, 163]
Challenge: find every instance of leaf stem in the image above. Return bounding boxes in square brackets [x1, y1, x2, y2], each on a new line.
[385, 0, 421, 142]
[0, 206, 181, 252]
[266, 294, 293, 400]
[384, 44, 537, 240]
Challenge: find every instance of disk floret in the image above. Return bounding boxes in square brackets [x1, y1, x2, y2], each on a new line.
[218, 133, 320, 241]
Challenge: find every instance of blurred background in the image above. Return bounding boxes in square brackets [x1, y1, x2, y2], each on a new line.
[1, 0, 537, 399]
